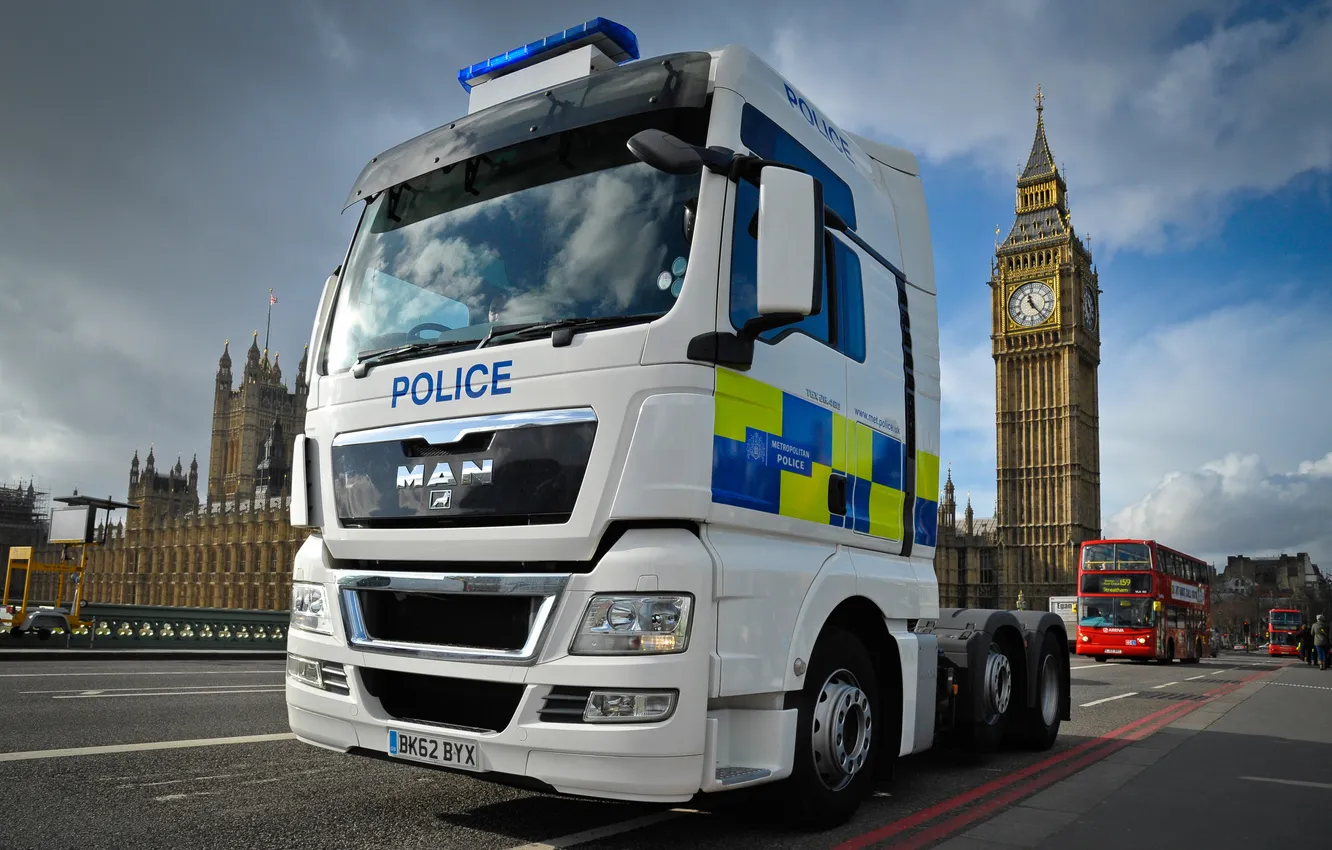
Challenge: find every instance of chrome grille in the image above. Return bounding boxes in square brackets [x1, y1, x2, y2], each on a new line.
[338, 573, 569, 665]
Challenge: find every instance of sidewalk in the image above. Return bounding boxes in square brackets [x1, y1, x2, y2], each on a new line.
[939, 661, 1332, 849]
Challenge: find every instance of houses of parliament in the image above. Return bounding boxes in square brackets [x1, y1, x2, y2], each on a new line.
[63, 89, 1099, 614]
[70, 333, 314, 610]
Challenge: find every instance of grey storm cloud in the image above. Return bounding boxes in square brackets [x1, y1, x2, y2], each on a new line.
[1, 0, 1328, 566]
[0, 0, 768, 500]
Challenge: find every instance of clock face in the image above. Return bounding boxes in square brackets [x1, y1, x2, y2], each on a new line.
[1082, 287, 1097, 331]
[1008, 281, 1056, 327]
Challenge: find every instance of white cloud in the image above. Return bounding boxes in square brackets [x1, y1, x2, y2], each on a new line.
[935, 291, 1332, 550]
[1099, 296, 1332, 515]
[1107, 451, 1332, 568]
[768, 0, 1332, 253]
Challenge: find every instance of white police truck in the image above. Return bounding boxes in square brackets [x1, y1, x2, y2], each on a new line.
[284, 18, 1070, 828]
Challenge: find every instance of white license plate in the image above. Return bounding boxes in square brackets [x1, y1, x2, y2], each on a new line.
[387, 729, 481, 772]
[1104, 649, 1123, 654]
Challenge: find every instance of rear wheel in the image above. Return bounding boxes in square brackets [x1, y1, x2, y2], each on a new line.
[1016, 633, 1063, 750]
[780, 628, 881, 830]
[965, 638, 1019, 753]
[1159, 640, 1175, 664]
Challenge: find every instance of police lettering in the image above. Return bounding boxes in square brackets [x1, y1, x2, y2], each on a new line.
[391, 360, 513, 408]
[777, 454, 808, 473]
[784, 83, 856, 166]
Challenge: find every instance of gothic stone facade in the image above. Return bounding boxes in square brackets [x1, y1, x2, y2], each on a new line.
[934, 88, 1103, 612]
[60, 335, 313, 610]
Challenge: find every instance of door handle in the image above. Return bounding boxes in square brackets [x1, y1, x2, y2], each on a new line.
[828, 474, 847, 516]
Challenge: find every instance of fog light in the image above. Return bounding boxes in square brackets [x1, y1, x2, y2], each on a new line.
[286, 653, 323, 688]
[583, 690, 677, 723]
[1081, 635, 1090, 642]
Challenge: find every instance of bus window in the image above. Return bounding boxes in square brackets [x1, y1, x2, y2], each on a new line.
[1082, 544, 1114, 570]
[1115, 543, 1152, 571]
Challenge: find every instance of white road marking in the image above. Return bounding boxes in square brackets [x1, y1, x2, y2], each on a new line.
[1080, 692, 1138, 707]
[52, 687, 284, 700]
[155, 790, 222, 803]
[1070, 665, 1100, 671]
[1269, 682, 1332, 691]
[0, 732, 296, 763]
[117, 773, 243, 789]
[1187, 675, 1207, 680]
[1239, 776, 1332, 790]
[505, 809, 702, 850]
[1152, 682, 1179, 689]
[23, 683, 282, 695]
[0, 669, 282, 679]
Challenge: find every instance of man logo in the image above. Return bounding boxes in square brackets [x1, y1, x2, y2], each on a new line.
[429, 490, 453, 510]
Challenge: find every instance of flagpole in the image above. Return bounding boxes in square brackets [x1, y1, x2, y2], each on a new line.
[264, 289, 273, 355]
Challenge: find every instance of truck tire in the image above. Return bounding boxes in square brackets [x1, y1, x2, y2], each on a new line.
[781, 627, 881, 830]
[965, 638, 1019, 753]
[1015, 632, 1063, 751]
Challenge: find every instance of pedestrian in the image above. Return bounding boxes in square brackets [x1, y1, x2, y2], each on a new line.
[1297, 624, 1313, 665]
[1313, 615, 1330, 671]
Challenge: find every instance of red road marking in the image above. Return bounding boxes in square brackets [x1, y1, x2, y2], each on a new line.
[886, 697, 1208, 850]
[835, 666, 1279, 850]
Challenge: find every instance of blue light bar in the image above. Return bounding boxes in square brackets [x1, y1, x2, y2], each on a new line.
[458, 18, 640, 92]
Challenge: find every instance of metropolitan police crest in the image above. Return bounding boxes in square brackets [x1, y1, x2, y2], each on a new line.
[746, 430, 768, 464]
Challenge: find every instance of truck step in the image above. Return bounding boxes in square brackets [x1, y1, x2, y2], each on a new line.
[715, 766, 772, 786]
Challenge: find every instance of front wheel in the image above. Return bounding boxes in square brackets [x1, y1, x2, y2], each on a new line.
[780, 627, 881, 830]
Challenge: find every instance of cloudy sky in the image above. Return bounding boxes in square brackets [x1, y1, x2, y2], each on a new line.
[1, 0, 1329, 569]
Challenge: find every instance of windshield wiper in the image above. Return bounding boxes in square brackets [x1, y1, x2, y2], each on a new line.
[352, 338, 483, 378]
[478, 313, 664, 349]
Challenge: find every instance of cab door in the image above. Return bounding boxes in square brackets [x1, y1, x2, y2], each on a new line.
[707, 105, 858, 697]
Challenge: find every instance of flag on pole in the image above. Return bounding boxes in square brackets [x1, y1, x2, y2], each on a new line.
[270, 293, 278, 305]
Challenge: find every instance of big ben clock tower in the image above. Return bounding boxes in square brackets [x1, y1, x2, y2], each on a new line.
[991, 86, 1102, 610]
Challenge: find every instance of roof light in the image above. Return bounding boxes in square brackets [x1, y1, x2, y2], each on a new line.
[457, 17, 640, 92]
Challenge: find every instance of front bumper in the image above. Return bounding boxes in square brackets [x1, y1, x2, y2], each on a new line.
[1075, 636, 1158, 659]
[284, 526, 718, 804]
[285, 630, 706, 803]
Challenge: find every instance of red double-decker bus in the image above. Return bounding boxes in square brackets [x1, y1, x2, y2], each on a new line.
[1268, 608, 1302, 657]
[1076, 539, 1211, 663]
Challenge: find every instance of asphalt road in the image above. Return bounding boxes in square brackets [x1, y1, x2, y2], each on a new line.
[0, 652, 1296, 850]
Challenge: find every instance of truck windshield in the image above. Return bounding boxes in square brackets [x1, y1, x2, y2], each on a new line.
[1078, 597, 1155, 628]
[323, 108, 708, 375]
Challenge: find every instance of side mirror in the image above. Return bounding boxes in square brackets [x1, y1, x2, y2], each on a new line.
[756, 167, 824, 319]
[626, 129, 733, 175]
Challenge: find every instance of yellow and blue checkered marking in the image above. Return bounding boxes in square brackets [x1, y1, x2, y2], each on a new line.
[711, 370, 939, 548]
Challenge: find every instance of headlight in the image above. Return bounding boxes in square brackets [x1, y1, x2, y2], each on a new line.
[286, 653, 323, 687]
[570, 595, 692, 655]
[290, 582, 331, 635]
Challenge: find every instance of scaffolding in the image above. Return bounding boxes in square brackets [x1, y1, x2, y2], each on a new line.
[0, 481, 49, 589]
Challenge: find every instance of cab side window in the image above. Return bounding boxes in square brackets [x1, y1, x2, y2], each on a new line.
[730, 105, 863, 359]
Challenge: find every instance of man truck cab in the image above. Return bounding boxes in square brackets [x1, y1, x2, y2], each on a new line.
[284, 18, 1070, 829]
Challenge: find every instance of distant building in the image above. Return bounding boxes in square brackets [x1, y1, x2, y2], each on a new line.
[934, 86, 1103, 611]
[45, 334, 314, 610]
[1224, 552, 1323, 595]
[0, 481, 49, 597]
[934, 472, 1001, 610]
